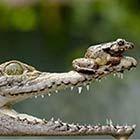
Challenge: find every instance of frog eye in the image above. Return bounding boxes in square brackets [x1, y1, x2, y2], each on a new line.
[4, 62, 24, 75]
[117, 39, 125, 46]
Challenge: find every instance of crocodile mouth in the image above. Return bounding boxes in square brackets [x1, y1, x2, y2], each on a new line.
[0, 39, 137, 111]
[0, 40, 137, 137]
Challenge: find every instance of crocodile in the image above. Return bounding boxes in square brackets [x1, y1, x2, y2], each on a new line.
[0, 38, 137, 138]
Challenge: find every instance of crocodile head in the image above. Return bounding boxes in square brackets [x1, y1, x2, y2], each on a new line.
[0, 39, 137, 108]
[0, 39, 137, 138]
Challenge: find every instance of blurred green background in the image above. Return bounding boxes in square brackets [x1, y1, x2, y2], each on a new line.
[0, 0, 140, 139]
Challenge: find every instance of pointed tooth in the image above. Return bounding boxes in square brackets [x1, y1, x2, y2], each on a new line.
[125, 123, 128, 127]
[50, 117, 54, 122]
[48, 93, 51, 96]
[109, 119, 113, 126]
[120, 73, 123, 79]
[70, 86, 74, 91]
[96, 79, 101, 82]
[41, 95, 44, 98]
[78, 87, 82, 94]
[55, 90, 58, 93]
[86, 85, 89, 91]
[118, 73, 123, 79]
[132, 124, 136, 129]
[113, 73, 116, 77]
[116, 73, 122, 78]
[106, 119, 109, 124]
[35, 96, 37, 98]
[116, 124, 120, 128]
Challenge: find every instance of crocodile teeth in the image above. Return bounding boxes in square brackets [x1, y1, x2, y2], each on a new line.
[48, 93, 51, 96]
[41, 95, 44, 98]
[113, 73, 117, 77]
[78, 87, 82, 94]
[70, 86, 74, 91]
[35, 96, 37, 98]
[124, 123, 128, 128]
[86, 85, 89, 91]
[116, 73, 123, 79]
[106, 119, 113, 126]
[109, 119, 113, 126]
[55, 90, 58, 93]
[96, 79, 101, 82]
[106, 119, 109, 124]
[120, 73, 123, 79]
[130, 67, 134, 71]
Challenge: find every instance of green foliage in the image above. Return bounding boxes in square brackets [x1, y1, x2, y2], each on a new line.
[0, 6, 38, 30]
[10, 7, 38, 31]
[0, 0, 140, 46]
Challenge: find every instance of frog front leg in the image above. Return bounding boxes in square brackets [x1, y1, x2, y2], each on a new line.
[72, 58, 98, 74]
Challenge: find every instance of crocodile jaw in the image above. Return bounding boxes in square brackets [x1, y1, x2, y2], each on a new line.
[0, 39, 137, 108]
[0, 56, 136, 108]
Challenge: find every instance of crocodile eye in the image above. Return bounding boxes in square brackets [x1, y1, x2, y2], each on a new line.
[5, 62, 24, 75]
[117, 39, 125, 46]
